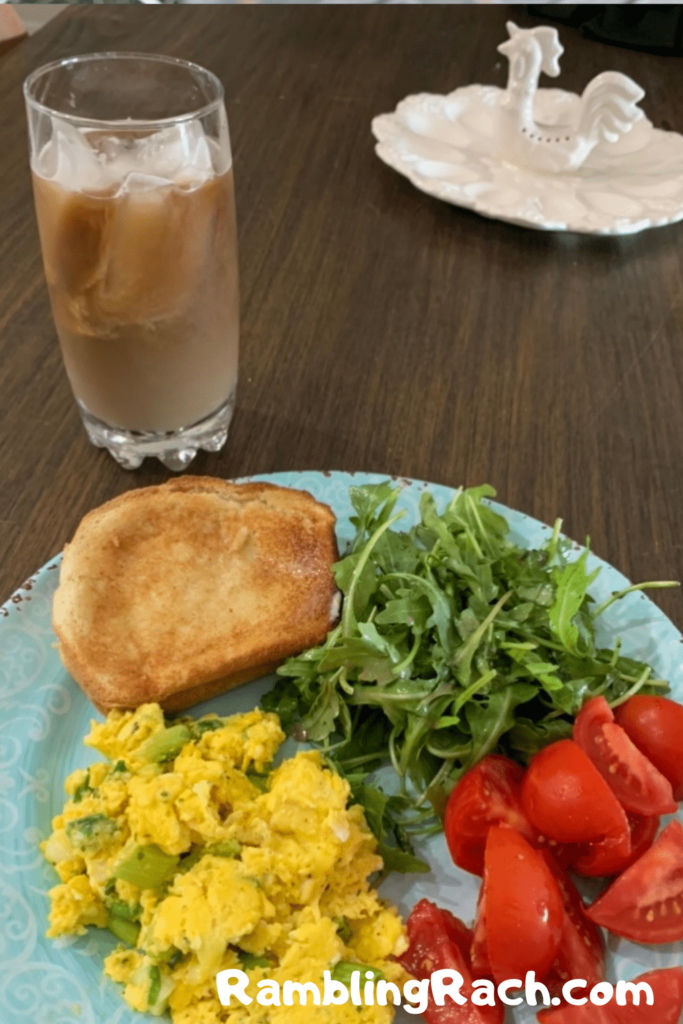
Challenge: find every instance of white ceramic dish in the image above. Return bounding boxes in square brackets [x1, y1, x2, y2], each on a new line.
[372, 84, 683, 236]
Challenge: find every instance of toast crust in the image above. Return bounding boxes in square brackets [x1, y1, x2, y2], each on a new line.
[52, 477, 339, 712]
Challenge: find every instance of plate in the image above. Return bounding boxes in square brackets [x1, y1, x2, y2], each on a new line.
[372, 86, 683, 235]
[1, 470, 682, 1024]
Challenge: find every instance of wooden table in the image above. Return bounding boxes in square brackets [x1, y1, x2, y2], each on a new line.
[1, 6, 682, 633]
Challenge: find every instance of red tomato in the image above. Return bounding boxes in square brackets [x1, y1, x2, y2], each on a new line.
[538, 850, 605, 998]
[469, 851, 596, 990]
[536, 966, 683, 1024]
[521, 740, 630, 846]
[444, 754, 536, 876]
[608, 968, 683, 1024]
[574, 696, 676, 816]
[586, 819, 683, 943]
[483, 826, 564, 985]
[615, 695, 683, 801]
[397, 899, 503, 1024]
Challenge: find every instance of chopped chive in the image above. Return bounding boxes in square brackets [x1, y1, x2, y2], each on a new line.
[113, 844, 179, 889]
[147, 966, 161, 1007]
[72, 771, 92, 803]
[246, 770, 270, 792]
[237, 951, 271, 970]
[193, 717, 224, 736]
[65, 814, 118, 853]
[138, 725, 191, 764]
[208, 840, 241, 859]
[108, 900, 142, 922]
[107, 916, 140, 947]
[332, 916, 353, 944]
[176, 849, 203, 875]
[157, 946, 184, 969]
[177, 840, 240, 873]
[331, 962, 384, 986]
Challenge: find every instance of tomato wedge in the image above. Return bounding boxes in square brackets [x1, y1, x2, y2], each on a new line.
[615, 695, 683, 801]
[470, 845, 594, 989]
[538, 850, 605, 998]
[444, 754, 536, 876]
[586, 819, 683, 943]
[537, 967, 683, 1024]
[570, 812, 660, 878]
[574, 696, 676, 816]
[521, 739, 630, 846]
[397, 899, 503, 1024]
[608, 968, 683, 1024]
[483, 826, 564, 985]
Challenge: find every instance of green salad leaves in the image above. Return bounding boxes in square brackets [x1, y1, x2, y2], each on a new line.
[262, 482, 676, 867]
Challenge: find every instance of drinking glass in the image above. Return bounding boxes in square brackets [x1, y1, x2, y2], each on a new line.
[24, 53, 239, 471]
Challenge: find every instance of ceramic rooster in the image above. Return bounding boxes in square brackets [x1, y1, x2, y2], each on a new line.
[497, 21, 645, 173]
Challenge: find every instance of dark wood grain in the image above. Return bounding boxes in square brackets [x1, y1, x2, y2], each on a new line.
[1, 6, 683, 633]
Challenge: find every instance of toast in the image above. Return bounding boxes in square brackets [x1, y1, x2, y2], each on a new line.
[52, 477, 340, 713]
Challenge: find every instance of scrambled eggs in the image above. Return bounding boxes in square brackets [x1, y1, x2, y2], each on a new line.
[42, 703, 408, 1022]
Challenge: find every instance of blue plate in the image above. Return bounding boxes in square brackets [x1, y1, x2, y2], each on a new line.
[1, 471, 682, 1024]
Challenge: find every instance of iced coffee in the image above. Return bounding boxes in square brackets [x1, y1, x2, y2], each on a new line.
[25, 53, 239, 470]
[32, 122, 238, 434]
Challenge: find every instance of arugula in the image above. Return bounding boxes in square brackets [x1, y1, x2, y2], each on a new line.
[262, 483, 676, 870]
[548, 548, 600, 656]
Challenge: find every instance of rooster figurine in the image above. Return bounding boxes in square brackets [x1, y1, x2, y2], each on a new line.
[497, 22, 645, 173]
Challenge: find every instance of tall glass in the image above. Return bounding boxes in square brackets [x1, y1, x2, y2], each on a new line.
[24, 53, 239, 471]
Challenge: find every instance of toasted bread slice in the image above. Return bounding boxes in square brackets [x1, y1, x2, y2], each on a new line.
[52, 477, 339, 713]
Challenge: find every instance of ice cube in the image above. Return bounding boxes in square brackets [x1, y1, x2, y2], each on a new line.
[185, 125, 213, 174]
[115, 172, 174, 197]
[135, 120, 214, 185]
[38, 118, 109, 193]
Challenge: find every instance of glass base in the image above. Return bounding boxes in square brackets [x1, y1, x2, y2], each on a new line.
[79, 391, 236, 472]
